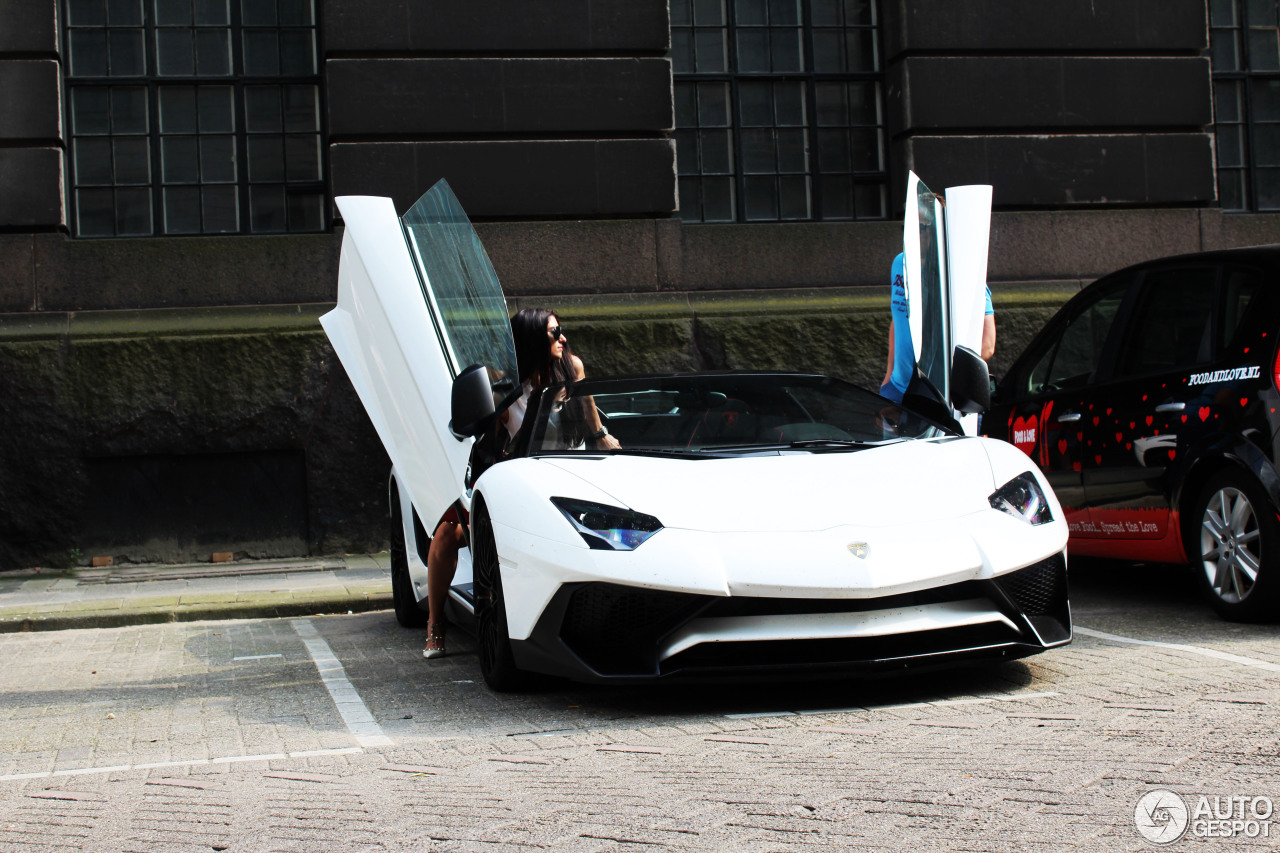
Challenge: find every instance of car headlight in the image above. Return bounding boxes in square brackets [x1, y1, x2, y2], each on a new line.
[551, 497, 663, 550]
[989, 472, 1053, 526]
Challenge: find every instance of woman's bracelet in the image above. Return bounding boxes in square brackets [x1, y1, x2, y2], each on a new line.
[590, 426, 609, 440]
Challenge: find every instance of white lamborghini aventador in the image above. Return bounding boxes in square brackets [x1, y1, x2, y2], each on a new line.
[320, 175, 1071, 690]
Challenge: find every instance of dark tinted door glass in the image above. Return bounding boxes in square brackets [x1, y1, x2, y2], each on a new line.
[1024, 277, 1129, 395]
[1219, 267, 1265, 351]
[1115, 267, 1217, 377]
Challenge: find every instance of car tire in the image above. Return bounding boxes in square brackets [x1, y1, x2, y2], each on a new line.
[472, 499, 532, 692]
[1189, 470, 1280, 622]
[389, 488, 430, 629]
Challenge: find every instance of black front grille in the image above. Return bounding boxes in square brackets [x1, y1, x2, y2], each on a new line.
[560, 583, 707, 674]
[996, 553, 1067, 616]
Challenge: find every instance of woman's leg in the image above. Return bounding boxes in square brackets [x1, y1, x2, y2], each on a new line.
[423, 520, 462, 657]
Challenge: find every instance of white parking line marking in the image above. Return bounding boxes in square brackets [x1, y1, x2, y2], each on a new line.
[1075, 626, 1280, 673]
[291, 619, 393, 748]
[0, 748, 363, 783]
[234, 653, 284, 660]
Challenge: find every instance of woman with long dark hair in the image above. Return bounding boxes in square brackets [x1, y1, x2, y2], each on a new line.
[423, 308, 618, 658]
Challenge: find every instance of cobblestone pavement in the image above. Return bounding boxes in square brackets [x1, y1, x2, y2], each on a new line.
[0, 560, 1277, 852]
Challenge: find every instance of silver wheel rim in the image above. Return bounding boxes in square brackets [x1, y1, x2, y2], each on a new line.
[1200, 486, 1262, 605]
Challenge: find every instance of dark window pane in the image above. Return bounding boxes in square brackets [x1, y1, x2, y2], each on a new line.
[69, 0, 107, 26]
[250, 185, 287, 232]
[202, 186, 239, 231]
[1258, 167, 1280, 209]
[1247, 0, 1275, 27]
[1219, 168, 1246, 210]
[699, 128, 733, 173]
[675, 83, 697, 127]
[735, 0, 766, 26]
[698, 83, 729, 126]
[75, 138, 115, 185]
[1215, 80, 1242, 122]
[854, 182, 885, 218]
[77, 188, 116, 236]
[1209, 0, 1236, 27]
[287, 189, 324, 231]
[115, 187, 152, 234]
[770, 29, 803, 72]
[776, 128, 807, 172]
[742, 128, 776, 173]
[245, 86, 282, 131]
[677, 176, 700, 220]
[73, 88, 112, 134]
[164, 186, 202, 233]
[279, 30, 316, 75]
[768, 0, 799, 27]
[703, 177, 734, 221]
[739, 82, 772, 125]
[693, 0, 724, 26]
[241, 0, 277, 25]
[778, 175, 809, 219]
[1117, 268, 1216, 376]
[844, 0, 874, 25]
[107, 0, 143, 25]
[113, 137, 151, 183]
[284, 134, 320, 180]
[195, 0, 229, 25]
[279, 0, 314, 25]
[674, 129, 698, 175]
[743, 175, 778, 220]
[155, 0, 192, 26]
[846, 28, 877, 71]
[159, 86, 197, 132]
[247, 135, 284, 181]
[108, 29, 146, 76]
[200, 135, 236, 182]
[812, 30, 844, 73]
[815, 82, 848, 126]
[817, 129, 851, 171]
[283, 85, 318, 131]
[161, 136, 200, 182]
[1249, 28, 1280, 70]
[1211, 29, 1240, 72]
[695, 29, 727, 73]
[198, 85, 234, 132]
[1220, 123, 1246, 167]
[70, 30, 109, 76]
[112, 86, 149, 132]
[774, 82, 804, 125]
[1251, 78, 1280, 121]
[671, 30, 695, 74]
[195, 29, 232, 75]
[243, 30, 280, 75]
[850, 127, 881, 171]
[671, 0, 692, 27]
[157, 29, 194, 75]
[820, 175, 853, 218]
[811, 0, 840, 26]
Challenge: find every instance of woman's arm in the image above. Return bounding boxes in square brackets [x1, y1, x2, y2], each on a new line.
[883, 320, 896, 387]
[572, 355, 621, 451]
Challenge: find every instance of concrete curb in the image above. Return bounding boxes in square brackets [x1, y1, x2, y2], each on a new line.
[0, 592, 395, 633]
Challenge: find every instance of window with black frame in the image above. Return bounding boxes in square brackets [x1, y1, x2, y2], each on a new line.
[64, 0, 326, 237]
[1210, 0, 1280, 211]
[671, 0, 887, 223]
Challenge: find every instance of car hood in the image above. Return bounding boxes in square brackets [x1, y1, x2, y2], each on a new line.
[537, 438, 997, 533]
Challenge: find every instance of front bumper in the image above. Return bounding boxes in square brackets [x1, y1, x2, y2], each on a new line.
[510, 551, 1071, 683]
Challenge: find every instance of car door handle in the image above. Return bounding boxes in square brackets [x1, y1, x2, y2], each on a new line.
[1154, 402, 1185, 413]
[1056, 413, 1081, 423]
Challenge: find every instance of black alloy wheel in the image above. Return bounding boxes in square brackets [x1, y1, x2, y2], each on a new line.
[1190, 470, 1280, 622]
[389, 484, 430, 629]
[472, 497, 532, 691]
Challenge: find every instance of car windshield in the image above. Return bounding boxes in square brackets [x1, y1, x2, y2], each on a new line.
[525, 374, 949, 455]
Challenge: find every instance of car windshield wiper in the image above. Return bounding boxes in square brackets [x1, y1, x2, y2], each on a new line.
[787, 439, 868, 448]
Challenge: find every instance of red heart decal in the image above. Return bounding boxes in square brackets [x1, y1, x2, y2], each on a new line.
[1092, 416, 1100, 426]
[1180, 415, 1187, 423]
[1125, 442, 1132, 450]
[1011, 415, 1038, 456]
[1094, 454, 1102, 465]
[1168, 449, 1176, 460]
[1145, 416, 1153, 426]
[1198, 406, 1210, 422]
[1106, 408, 1112, 415]
[1072, 462, 1081, 471]
[1057, 439, 1068, 454]
[1142, 395, 1148, 401]
[1129, 422, 1136, 429]
[1115, 432, 1123, 442]
[1244, 347, 1250, 353]
[1241, 398, 1249, 407]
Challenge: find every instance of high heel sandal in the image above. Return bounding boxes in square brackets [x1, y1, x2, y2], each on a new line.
[422, 622, 446, 659]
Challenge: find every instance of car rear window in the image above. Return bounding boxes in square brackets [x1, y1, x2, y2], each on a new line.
[1116, 267, 1216, 377]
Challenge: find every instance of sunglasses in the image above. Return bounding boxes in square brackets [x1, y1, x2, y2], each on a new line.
[548, 325, 564, 340]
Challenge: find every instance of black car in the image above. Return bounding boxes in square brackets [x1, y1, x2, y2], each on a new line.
[988, 246, 1280, 621]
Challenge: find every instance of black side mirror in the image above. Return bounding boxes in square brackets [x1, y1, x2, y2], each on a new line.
[449, 364, 496, 440]
[902, 370, 963, 434]
[950, 345, 990, 414]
